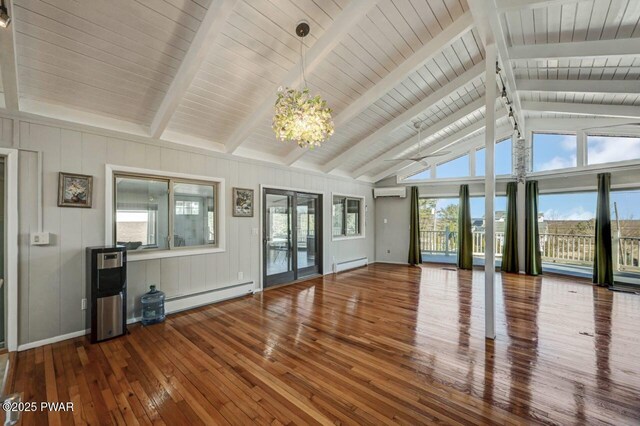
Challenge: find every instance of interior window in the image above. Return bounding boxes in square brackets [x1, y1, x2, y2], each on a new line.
[436, 154, 469, 179]
[532, 133, 577, 172]
[333, 196, 362, 237]
[587, 135, 640, 165]
[476, 138, 513, 176]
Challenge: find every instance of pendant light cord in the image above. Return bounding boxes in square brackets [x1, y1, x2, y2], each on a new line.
[300, 35, 307, 89]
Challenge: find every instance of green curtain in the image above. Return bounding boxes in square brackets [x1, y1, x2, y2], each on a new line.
[408, 186, 422, 265]
[457, 184, 473, 270]
[593, 173, 614, 286]
[501, 182, 519, 273]
[525, 180, 542, 275]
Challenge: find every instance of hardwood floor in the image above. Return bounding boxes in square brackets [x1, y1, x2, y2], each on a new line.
[7, 264, 640, 425]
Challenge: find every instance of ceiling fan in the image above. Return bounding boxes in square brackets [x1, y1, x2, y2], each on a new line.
[386, 121, 450, 164]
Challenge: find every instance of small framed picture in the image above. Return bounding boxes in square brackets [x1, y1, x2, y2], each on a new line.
[232, 187, 254, 217]
[58, 172, 93, 208]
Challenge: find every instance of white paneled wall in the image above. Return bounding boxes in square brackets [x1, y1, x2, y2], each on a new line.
[0, 115, 374, 346]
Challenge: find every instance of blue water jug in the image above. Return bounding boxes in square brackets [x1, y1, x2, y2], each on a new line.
[141, 285, 165, 325]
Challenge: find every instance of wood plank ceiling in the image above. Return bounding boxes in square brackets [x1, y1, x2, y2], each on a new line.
[1, 0, 639, 182]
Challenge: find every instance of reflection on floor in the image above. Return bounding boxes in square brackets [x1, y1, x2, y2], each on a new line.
[6, 264, 640, 424]
[266, 248, 315, 275]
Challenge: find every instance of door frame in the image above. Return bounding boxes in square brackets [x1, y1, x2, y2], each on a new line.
[0, 148, 18, 352]
[259, 185, 323, 291]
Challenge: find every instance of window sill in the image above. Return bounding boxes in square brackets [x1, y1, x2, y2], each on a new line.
[127, 247, 225, 262]
[332, 235, 365, 242]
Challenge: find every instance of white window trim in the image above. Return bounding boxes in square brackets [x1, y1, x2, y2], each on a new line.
[105, 164, 226, 261]
[331, 192, 366, 241]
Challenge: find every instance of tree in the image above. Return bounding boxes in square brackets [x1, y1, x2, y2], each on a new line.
[437, 203, 459, 232]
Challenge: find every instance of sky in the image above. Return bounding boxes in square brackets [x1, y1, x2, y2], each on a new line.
[414, 133, 640, 220]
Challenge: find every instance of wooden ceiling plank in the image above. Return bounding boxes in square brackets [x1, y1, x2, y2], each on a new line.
[0, 0, 20, 111]
[224, 0, 379, 155]
[321, 61, 485, 174]
[149, 0, 239, 139]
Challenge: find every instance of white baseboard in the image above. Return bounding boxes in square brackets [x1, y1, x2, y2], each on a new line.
[17, 282, 255, 351]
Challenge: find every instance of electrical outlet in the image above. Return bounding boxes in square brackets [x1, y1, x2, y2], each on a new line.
[387, 249, 391, 254]
[238, 271, 244, 281]
[384, 218, 388, 224]
[81, 298, 87, 310]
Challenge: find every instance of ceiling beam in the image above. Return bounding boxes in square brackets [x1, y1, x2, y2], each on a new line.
[509, 38, 640, 61]
[468, 0, 526, 134]
[368, 110, 506, 182]
[225, 0, 378, 154]
[321, 61, 485, 174]
[522, 101, 640, 120]
[0, 0, 19, 111]
[352, 96, 489, 178]
[517, 78, 639, 95]
[495, 0, 590, 11]
[149, 0, 239, 139]
[285, 11, 475, 167]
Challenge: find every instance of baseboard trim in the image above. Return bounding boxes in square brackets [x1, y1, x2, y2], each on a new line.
[17, 282, 255, 351]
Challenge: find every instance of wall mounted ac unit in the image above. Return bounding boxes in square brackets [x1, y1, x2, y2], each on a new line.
[373, 187, 406, 198]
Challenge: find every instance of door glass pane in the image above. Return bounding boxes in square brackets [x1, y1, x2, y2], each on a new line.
[115, 176, 169, 250]
[266, 194, 292, 276]
[297, 196, 317, 270]
[173, 182, 215, 247]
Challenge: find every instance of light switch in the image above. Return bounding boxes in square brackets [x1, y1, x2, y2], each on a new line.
[383, 218, 388, 224]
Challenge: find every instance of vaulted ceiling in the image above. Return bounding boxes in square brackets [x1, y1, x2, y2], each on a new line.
[0, 0, 638, 182]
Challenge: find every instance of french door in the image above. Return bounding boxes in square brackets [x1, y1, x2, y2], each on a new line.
[263, 189, 322, 288]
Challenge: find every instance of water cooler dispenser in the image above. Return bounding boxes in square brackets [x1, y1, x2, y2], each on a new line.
[86, 246, 127, 343]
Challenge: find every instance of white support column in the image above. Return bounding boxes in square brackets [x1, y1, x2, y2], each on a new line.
[576, 130, 587, 167]
[469, 147, 477, 177]
[516, 129, 527, 274]
[484, 44, 497, 340]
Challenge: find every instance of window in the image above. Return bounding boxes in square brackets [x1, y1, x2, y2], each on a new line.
[405, 168, 431, 181]
[333, 195, 363, 238]
[436, 154, 469, 179]
[587, 135, 640, 165]
[476, 138, 513, 176]
[114, 173, 218, 252]
[532, 133, 577, 172]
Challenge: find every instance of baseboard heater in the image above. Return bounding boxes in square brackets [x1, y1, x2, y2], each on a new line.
[165, 282, 255, 315]
[334, 257, 368, 273]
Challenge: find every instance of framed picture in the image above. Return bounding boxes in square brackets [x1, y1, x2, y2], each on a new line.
[58, 172, 93, 208]
[232, 187, 254, 217]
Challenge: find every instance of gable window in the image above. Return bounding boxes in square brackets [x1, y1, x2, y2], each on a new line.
[333, 194, 364, 239]
[476, 138, 513, 176]
[532, 133, 577, 172]
[587, 135, 640, 165]
[436, 154, 469, 179]
[405, 168, 431, 181]
[113, 170, 222, 257]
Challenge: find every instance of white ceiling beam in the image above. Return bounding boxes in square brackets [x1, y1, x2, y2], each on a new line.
[369, 111, 506, 182]
[352, 96, 489, 178]
[509, 38, 640, 60]
[525, 117, 640, 132]
[468, 0, 526, 134]
[0, 0, 19, 111]
[517, 79, 639, 95]
[286, 11, 475, 167]
[496, 0, 590, 11]
[321, 61, 485, 174]
[149, 0, 239, 139]
[225, 0, 379, 154]
[522, 101, 640, 120]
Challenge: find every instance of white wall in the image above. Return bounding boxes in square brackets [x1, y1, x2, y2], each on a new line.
[0, 116, 375, 346]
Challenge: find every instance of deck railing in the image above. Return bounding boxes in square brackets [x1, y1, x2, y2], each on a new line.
[420, 230, 640, 272]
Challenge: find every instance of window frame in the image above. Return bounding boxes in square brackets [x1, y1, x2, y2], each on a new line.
[331, 193, 365, 241]
[531, 131, 578, 173]
[475, 136, 514, 177]
[106, 165, 226, 261]
[585, 133, 640, 166]
[435, 153, 470, 179]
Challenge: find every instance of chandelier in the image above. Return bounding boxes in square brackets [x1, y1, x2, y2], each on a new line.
[272, 21, 334, 149]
